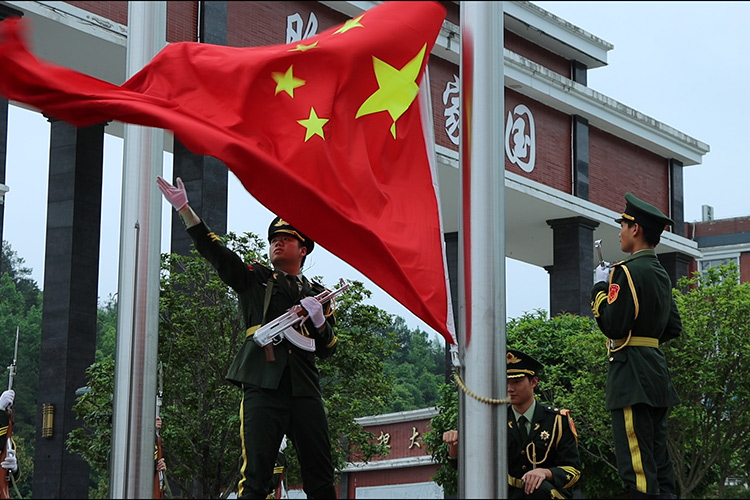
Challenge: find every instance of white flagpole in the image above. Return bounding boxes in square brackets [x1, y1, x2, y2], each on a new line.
[110, 2, 166, 498]
[459, 2, 506, 498]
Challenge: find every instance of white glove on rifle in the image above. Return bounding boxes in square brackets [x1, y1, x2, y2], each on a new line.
[1, 442, 17, 473]
[0, 390, 14, 411]
[300, 296, 325, 329]
[594, 262, 611, 284]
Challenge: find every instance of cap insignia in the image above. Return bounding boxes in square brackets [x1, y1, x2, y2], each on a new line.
[507, 352, 521, 364]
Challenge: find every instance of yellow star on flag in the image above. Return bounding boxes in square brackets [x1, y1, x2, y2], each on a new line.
[297, 107, 329, 142]
[334, 14, 364, 34]
[272, 66, 305, 97]
[289, 41, 318, 52]
[355, 44, 427, 138]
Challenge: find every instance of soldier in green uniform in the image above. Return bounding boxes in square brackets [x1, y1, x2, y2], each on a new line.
[157, 176, 338, 499]
[443, 350, 582, 499]
[0, 390, 19, 484]
[591, 192, 681, 499]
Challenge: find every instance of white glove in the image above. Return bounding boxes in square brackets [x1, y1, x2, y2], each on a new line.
[0, 390, 14, 411]
[156, 176, 188, 211]
[1, 443, 17, 473]
[300, 296, 325, 329]
[594, 262, 611, 284]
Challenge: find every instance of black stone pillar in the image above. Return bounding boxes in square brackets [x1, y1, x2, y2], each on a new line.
[546, 217, 599, 317]
[33, 120, 104, 499]
[171, 1, 228, 256]
[443, 232, 458, 383]
[669, 158, 684, 237]
[170, 141, 228, 255]
[571, 60, 587, 86]
[0, 97, 7, 273]
[658, 252, 692, 289]
[572, 115, 589, 200]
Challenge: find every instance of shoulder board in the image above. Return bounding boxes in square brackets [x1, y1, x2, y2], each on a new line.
[309, 280, 326, 291]
[560, 408, 578, 438]
[612, 261, 625, 267]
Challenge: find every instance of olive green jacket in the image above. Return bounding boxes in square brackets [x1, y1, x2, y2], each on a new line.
[507, 403, 581, 499]
[591, 249, 681, 410]
[187, 221, 337, 397]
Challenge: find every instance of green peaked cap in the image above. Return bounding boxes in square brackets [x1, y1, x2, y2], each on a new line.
[614, 192, 674, 233]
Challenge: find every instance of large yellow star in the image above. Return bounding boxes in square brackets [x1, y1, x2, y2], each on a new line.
[289, 41, 318, 52]
[355, 44, 427, 139]
[297, 107, 329, 142]
[334, 14, 364, 34]
[272, 66, 305, 97]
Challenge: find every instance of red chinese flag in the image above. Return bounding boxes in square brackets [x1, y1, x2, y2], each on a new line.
[0, 1, 457, 344]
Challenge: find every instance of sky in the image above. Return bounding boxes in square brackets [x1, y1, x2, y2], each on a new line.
[2, 1, 748, 340]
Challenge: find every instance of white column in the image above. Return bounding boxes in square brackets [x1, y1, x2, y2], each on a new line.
[110, 2, 166, 498]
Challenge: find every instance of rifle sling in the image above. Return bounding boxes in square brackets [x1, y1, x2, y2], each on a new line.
[246, 278, 275, 338]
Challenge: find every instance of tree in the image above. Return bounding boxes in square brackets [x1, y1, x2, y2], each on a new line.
[382, 318, 445, 413]
[423, 377, 458, 495]
[0, 241, 42, 499]
[67, 357, 116, 498]
[665, 263, 750, 499]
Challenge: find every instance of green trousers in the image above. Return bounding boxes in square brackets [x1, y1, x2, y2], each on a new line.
[611, 404, 676, 496]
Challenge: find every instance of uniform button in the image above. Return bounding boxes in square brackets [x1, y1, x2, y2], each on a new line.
[289, 349, 293, 354]
[609, 357, 614, 362]
[521, 450, 525, 455]
[522, 465, 527, 470]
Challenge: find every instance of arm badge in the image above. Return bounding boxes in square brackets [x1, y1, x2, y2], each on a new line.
[607, 284, 620, 304]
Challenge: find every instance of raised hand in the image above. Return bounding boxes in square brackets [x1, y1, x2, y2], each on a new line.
[0, 390, 14, 411]
[594, 262, 611, 284]
[156, 176, 188, 211]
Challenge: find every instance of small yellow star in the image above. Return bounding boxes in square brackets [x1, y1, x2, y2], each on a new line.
[271, 65, 306, 97]
[297, 107, 329, 142]
[289, 41, 318, 52]
[334, 14, 364, 34]
[356, 44, 427, 138]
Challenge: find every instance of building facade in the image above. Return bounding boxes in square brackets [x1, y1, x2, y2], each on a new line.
[0, 1, 713, 497]
[688, 209, 750, 283]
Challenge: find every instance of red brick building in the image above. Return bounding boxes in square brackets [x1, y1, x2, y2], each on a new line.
[687, 210, 750, 283]
[341, 408, 441, 499]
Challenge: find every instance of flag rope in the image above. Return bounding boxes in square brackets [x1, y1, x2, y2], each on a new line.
[452, 372, 511, 405]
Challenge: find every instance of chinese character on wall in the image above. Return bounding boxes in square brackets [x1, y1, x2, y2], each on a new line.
[377, 431, 391, 449]
[408, 426, 421, 449]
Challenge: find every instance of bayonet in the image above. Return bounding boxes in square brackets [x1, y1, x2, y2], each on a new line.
[7, 327, 18, 393]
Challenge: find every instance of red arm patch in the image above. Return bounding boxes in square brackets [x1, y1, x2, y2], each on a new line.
[607, 284, 620, 304]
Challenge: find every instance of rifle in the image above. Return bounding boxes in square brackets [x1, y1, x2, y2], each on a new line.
[594, 239, 610, 269]
[153, 362, 172, 499]
[0, 327, 20, 500]
[254, 279, 349, 362]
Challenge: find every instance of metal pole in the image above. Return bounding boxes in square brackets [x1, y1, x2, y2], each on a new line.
[458, 2, 506, 498]
[110, 2, 166, 498]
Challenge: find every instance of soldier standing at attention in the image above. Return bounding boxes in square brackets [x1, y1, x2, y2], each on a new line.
[591, 192, 682, 499]
[157, 176, 338, 499]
